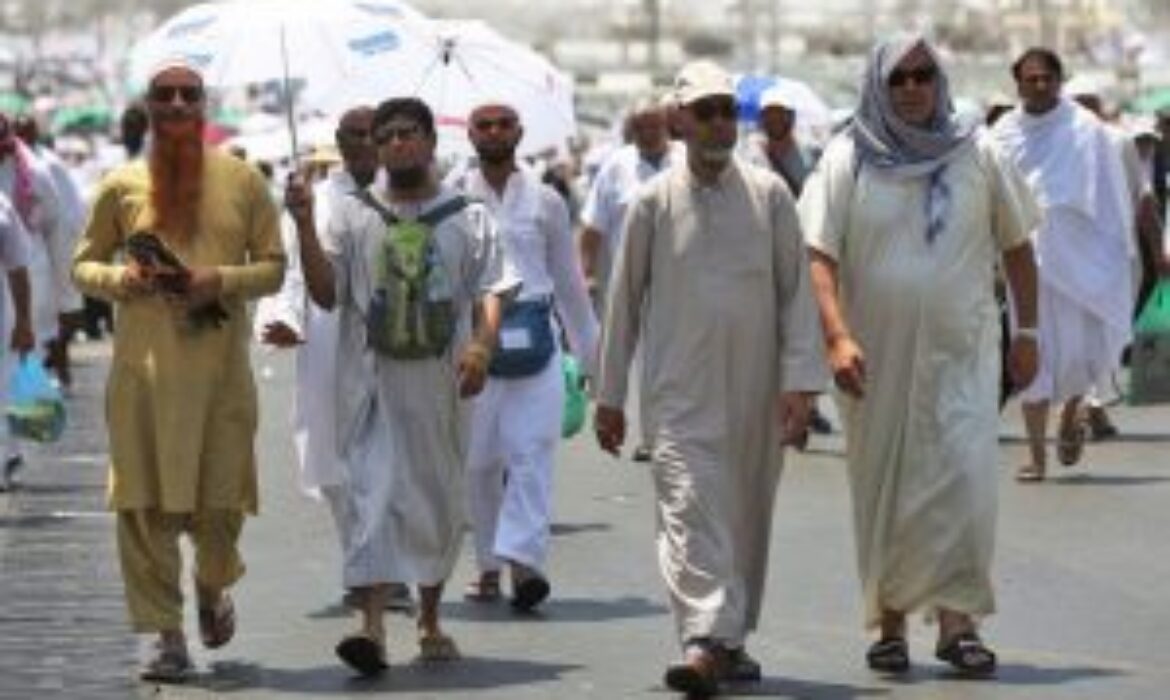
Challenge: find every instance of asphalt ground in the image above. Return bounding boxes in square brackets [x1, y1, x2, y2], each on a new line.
[2, 340, 1169, 699]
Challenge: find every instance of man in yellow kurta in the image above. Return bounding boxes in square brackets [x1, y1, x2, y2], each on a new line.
[71, 60, 284, 682]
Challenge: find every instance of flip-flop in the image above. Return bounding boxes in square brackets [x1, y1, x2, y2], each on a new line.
[1015, 464, 1046, 483]
[464, 572, 502, 603]
[417, 632, 461, 662]
[139, 639, 192, 684]
[336, 633, 388, 677]
[198, 593, 235, 650]
[511, 574, 550, 612]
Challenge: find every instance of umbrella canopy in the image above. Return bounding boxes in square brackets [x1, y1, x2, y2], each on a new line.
[127, 0, 430, 92]
[1132, 87, 1170, 115]
[309, 19, 576, 158]
[51, 105, 114, 134]
[736, 74, 833, 128]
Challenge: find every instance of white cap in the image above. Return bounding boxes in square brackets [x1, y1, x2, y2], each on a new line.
[146, 54, 206, 87]
[673, 61, 735, 106]
[759, 86, 794, 112]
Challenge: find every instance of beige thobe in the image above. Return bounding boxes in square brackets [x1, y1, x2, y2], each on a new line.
[596, 159, 827, 647]
[800, 134, 1035, 629]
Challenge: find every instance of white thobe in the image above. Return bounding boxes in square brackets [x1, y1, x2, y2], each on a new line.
[596, 158, 827, 647]
[0, 145, 71, 343]
[993, 100, 1133, 401]
[327, 178, 515, 587]
[580, 142, 684, 303]
[457, 168, 599, 575]
[0, 193, 31, 446]
[800, 134, 1036, 629]
[254, 171, 358, 547]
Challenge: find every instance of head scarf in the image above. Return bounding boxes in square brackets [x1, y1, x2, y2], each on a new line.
[851, 36, 974, 243]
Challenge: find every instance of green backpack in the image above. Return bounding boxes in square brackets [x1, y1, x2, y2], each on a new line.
[353, 191, 470, 360]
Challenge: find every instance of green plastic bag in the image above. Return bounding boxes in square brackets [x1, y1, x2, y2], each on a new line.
[1129, 279, 1170, 405]
[561, 355, 587, 439]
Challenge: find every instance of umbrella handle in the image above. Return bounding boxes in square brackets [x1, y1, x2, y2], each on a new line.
[280, 24, 300, 168]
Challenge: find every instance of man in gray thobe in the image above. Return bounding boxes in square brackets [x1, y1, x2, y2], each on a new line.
[594, 61, 828, 697]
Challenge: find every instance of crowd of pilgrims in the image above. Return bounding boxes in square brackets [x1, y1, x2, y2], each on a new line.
[0, 33, 1167, 696]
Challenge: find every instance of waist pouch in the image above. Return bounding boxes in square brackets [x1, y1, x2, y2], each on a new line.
[489, 298, 555, 378]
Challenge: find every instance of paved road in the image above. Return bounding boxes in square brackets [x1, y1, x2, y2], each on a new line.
[2, 341, 1169, 698]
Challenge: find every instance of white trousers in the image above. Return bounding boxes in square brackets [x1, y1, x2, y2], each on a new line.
[466, 351, 564, 574]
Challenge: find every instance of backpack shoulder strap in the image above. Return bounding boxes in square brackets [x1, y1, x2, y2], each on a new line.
[418, 195, 471, 227]
[350, 189, 400, 226]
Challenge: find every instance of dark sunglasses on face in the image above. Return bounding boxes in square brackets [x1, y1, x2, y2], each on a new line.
[888, 66, 937, 89]
[691, 98, 737, 122]
[149, 84, 205, 104]
[473, 116, 517, 132]
[338, 127, 372, 142]
[374, 123, 422, 144]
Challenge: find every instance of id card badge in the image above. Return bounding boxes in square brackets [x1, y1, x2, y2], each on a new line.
[500, 327, 533, 350]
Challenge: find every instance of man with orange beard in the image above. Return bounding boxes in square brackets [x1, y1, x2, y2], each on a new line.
[72, 59, 285, 682]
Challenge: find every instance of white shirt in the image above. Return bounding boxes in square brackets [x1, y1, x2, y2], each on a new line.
[457, 167, 599, 365]
[581, 141, 685, 245]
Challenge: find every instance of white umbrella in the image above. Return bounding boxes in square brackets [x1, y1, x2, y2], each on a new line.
[309, 19, 576, 158]
[128, 0, 432, 157]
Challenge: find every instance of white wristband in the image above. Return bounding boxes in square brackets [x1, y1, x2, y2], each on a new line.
[1015, 327, 1038, 340]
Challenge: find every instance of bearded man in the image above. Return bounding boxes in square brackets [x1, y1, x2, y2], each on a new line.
[72, 60, 285, 683]
[452, 101, 597, 611]
[594, 61, 826, 696]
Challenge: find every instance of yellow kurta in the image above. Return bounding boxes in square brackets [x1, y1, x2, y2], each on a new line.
[72, 150, 285, 514]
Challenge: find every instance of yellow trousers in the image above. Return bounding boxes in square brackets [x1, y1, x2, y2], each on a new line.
[116, 509, 246, 633]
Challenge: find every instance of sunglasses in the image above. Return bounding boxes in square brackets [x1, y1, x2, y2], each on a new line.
[691, 98, 737, 122]
[148, 84, 205, 104]
[888, 66, 937, 88]
[473, 116, 517, 132]
[374, 123, 423, 144]
[337, 127, 372, 142]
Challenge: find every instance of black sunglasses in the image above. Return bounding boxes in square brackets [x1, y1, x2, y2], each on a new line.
[149, 84, 205, 104]
[888, 66, 937, 88]
[691, 98, 737, 122]
[473, 116, 517, 132]
[373, 123, 423, 144]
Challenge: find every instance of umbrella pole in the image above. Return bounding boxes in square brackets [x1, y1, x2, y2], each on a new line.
[280, 25, 300, 167]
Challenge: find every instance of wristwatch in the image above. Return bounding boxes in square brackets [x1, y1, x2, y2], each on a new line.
[1015, 327, 1039, 340]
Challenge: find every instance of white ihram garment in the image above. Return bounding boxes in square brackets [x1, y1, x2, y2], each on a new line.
[254, 171, 356, 541]
[994, 100, 1133, 402]
[458, 168, 598, 575]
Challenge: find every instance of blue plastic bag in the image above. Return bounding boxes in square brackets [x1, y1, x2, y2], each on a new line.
[7, 355, 65, 443]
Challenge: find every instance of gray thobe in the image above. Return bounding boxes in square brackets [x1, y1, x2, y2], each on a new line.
[596, 158, 827, 647]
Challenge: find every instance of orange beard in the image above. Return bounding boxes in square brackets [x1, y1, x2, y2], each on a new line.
[148, 117, 205, 242]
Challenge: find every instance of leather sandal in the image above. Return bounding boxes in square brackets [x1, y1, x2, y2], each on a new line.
[198, 592, 235, 650]
[936, 631, 997, 677]
[664, 640, 726, 697]
[866, 636, 910, 673]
